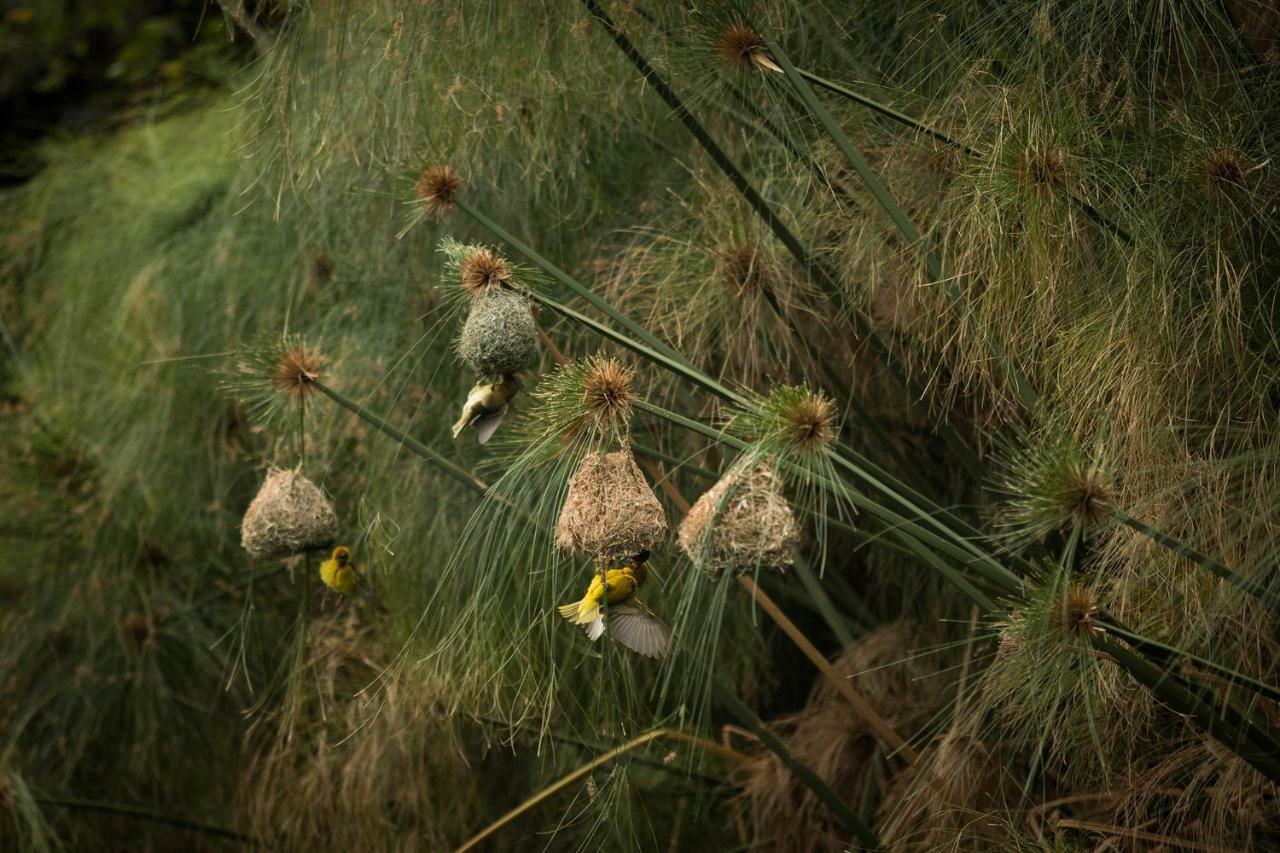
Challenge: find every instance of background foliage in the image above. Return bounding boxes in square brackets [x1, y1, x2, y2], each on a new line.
[2, 1, 1278, 850]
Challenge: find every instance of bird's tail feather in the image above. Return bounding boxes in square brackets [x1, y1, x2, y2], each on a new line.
[557, 600, 601, 625]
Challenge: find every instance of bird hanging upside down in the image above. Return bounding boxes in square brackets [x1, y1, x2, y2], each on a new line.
[557, 551, 671, 658]
[319, 545, 358, 595]
[451, 374, 520, 444]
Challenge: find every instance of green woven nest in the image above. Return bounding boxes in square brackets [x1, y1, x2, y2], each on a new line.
[240, 467, 338, 561]
[555, 449, 668, 562]
[456, 289, 538, 376]
[678, 462, 799, 577]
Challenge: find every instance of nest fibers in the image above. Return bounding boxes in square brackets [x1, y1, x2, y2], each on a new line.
[556, 450, 667, 562]
[678, 462, 799, 576]
[240, 468, 338, 561]
[456, 289, 538, 377]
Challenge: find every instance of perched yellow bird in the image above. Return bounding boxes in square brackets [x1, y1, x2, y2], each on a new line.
[451, 375, 520, 444]
[557, 553, 671, 658]
[319, 545, 358, 595]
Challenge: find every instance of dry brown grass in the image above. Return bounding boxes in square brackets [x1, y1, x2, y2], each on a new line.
[240, 610, 473, 851]
[736, 621, 948, 851]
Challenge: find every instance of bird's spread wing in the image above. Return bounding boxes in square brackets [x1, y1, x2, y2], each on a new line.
[606, 603, 671, 658]
[472, 407, 506, 445]
[584, 619, 606, 642]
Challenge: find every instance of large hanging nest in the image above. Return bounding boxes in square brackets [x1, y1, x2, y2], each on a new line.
[678, 462, 799, 577]
[240, 467, 338, 561]
[456, 288, 538, 376]
[555, 449, 667, 561]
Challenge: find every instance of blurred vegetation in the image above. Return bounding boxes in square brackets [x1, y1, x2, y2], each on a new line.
[0, 0, 263, 179]
[1, 1, 1279, 850]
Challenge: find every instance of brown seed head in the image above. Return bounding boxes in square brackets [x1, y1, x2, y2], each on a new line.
[459, 248, 512, 297]
[719, 243, 768, 294]
[1031, 5, 1053, 44]
[1051, 585, 1100, 640]
[122, 613, 154, 649]
[782, 391, 837, 453]
[582, 356, 635, 424]
[1063, 464, 1111, 528]
[1019, 145, 1065, 190]
[1205, 147, 1246, 198]
[715, 23, 778, 74]
[924, 147, 964, 178]
[272, 345, 324, 403]
[415, 165, 461, 219]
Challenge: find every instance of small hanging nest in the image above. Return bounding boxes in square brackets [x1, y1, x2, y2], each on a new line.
[556, 450, 667, 562]
[240, 467, 338, 561]
[456, 289, 538, 376]
[678, 462, 799, 577]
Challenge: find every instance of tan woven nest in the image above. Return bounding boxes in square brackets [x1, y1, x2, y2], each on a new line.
[555, 450, 667, 561]
[678, 462, 799, 576]
[240, 468, 338, 561]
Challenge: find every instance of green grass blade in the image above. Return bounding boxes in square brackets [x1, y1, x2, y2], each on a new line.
[1112, 508, 1277, 608]
[579, 0, 991, 481]
[521, 287, 742, 404]
[758, 25, 1039, 413]
[796, 67, 981, 157]
[453, 196, 696, 373]
[314, 381, 488, 496]
[1099, 617, 1280, 704]
[1098, 638, 1280, 784]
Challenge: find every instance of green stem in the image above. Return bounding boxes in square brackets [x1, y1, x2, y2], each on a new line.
[631, 442, 718, 481]
[579, 0, 988, 481]
[1098, 617, 1280, 704]
[829, 448, 1029, 590]
[791, 62, 1133, 247]
[791, 554, 856, 647]
[519, 287, 742, 404]
[713, 679, 882, 850]
[796, 68, 981, 157]
[313, 381, 488, 496]
[1111, 508, 1277, 608]
[35, 796, 255, 844]
[454, 196, 694, 373]
[758, 25, 1039, 414]
[1097, 638, 1280, 784]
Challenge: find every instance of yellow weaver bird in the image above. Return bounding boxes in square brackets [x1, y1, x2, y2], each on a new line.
[557, 552, 671, 658]
[451, 375, 520, 444]
[318, 545, 358, 595]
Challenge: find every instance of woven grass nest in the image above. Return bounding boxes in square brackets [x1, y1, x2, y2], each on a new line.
[555, 450, 667, 561]
[456, 289, 538, 376]
[678, 462, 799, 576]
[240, 467, 338, 561]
